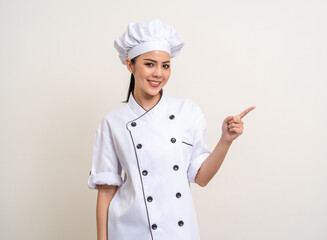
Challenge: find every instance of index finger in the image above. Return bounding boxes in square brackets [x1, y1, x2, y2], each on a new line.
[238, 106, 256, 119]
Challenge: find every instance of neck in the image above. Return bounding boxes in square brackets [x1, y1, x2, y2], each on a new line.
[133, 89, 162, 111]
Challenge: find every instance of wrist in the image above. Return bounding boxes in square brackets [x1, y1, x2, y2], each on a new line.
[219, 136, 232, 146]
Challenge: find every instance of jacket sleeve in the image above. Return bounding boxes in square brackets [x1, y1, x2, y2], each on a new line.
[88, 118, 123, 189]
[187, 106, 211, 183]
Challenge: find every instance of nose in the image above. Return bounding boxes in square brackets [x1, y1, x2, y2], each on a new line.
[153, 66, 162, 78]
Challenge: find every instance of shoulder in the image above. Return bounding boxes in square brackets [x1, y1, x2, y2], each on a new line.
[97, 104, 130, 132]
[103, 103, 129, 120]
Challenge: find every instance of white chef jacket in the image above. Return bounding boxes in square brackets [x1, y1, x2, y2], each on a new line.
[88, 88, 211, 240]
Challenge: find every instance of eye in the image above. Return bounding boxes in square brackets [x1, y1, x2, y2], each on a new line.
[145, 63, 154, 67]
[163, 64, 170, 69]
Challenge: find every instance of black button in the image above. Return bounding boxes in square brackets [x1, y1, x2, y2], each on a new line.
[147, 196, 153, 202]
[176, 192, 181, 198]
[169, 115, 175, 120]
[171, 137, 176, 143]
[173, 165, 179, 171]
[178, 220, 184, 226]
[131, 122, 137, 127]
[152, 224, 157, 230]
[136, 144, 142, 149]
[142, 170, 148, 176]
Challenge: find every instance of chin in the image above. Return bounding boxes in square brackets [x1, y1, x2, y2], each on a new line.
[146, 88, 163, 97]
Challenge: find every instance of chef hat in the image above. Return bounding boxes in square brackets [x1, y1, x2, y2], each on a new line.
[114, 19, 184, 65]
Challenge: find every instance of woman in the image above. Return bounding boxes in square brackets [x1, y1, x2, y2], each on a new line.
[88, 19, 255, 240]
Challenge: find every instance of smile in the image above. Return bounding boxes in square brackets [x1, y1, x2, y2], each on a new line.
[147, 80, 161, 87]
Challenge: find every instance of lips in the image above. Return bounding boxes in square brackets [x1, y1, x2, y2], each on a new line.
[147, 80, 161, 87]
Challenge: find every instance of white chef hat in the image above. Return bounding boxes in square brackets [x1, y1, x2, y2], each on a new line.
[114, 19, 184, 65]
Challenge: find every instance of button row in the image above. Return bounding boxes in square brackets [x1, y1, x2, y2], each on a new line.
[132, 114, 180, 232]
[130, 114, 175, 128]
[146, 192, 182, 203]
[142, 165, 179, 173]
[136, 137, 176, 150]
[152, 220, 184, 230]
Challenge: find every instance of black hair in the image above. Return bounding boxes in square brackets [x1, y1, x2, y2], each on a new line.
[123, 56, 139, 103]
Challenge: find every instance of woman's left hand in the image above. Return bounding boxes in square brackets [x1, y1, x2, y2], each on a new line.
[221, 106, 256, 144]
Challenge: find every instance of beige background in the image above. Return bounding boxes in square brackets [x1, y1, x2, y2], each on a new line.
[1, 0, 326, 239]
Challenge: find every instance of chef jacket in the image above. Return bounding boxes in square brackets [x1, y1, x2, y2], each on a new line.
[88, 88, 211, 240]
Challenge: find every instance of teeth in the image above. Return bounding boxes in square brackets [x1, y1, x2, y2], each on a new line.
[149, 81, 160, 85]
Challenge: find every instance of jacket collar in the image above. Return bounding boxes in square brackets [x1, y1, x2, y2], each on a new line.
[127, 88, 166, 118]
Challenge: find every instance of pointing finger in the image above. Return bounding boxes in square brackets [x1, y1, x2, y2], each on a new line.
[238, 106, 256, 119]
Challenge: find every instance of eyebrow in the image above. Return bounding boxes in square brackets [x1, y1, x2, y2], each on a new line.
[143, 59, 170, 63]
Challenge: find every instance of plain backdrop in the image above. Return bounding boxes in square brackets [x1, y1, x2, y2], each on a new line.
[0, 0, 326, 239]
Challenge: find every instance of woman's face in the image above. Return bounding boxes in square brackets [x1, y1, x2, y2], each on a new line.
[127, 50, 171, 99]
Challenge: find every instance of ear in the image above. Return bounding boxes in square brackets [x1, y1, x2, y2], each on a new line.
[126, 58, 134, 74]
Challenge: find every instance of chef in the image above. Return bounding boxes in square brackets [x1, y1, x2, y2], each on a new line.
[88, 19, 255, 240]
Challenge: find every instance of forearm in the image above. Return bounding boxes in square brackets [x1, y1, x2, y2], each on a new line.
[96, 185, 118, 240]
[195, 137, 232, 187]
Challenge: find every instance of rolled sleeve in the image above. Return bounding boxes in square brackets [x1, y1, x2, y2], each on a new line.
[88, 172, 122, 189]
[88, 120, 123, 190]
[187, 108, 211, 183]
